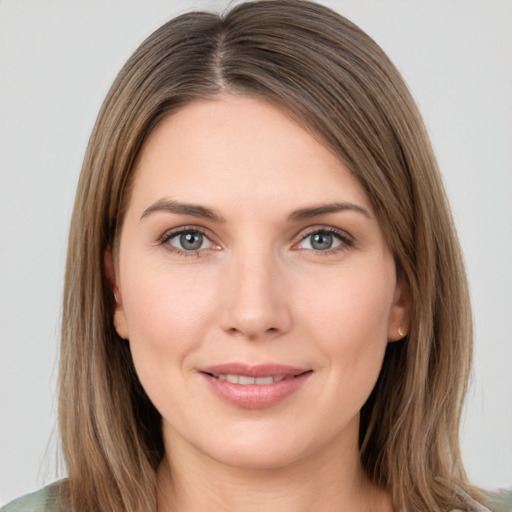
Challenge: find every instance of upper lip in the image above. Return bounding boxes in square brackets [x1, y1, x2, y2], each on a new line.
[199, 363, 311, 378]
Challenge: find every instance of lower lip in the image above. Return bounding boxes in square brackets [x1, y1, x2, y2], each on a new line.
[201, 372, 312, 409]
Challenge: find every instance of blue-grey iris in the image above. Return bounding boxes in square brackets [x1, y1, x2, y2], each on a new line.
[180, 232, 203, 250]
[311, 232, 333, 250]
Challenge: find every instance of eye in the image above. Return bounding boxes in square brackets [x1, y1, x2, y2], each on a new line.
[162, 228, 217, 254]
[295, 228, 352, 252]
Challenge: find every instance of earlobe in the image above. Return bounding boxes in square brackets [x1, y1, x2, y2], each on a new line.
[113, 308, 129, 340]
[104, 249, 129, 340]
[388, 278, 411, 342]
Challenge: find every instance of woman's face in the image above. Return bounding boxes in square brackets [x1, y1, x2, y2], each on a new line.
[111, 95, 409, 470]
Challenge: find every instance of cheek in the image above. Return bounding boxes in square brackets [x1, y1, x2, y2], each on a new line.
[120, 262, 224, 423]
[302, 263, 395, 344]
[120, 260, 219, 373]
[299, 263, 394, 397]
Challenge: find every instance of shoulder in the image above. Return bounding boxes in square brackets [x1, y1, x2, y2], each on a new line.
[486, 488, 512, 512]
[1, 482, 62, 512]
[440, 478, 511, 512]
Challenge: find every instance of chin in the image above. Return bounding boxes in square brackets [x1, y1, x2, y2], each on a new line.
[191, 419, 355, 472]
[208, 442, 310, 471]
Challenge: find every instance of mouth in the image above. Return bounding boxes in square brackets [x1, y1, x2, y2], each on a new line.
[203, 372, 309, 385]
[199, 364, 313, 409]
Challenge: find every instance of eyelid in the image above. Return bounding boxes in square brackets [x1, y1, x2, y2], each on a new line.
[292, 225, 354, 253]
[158, 225, 221, 256]
[157, 224, 354, 257]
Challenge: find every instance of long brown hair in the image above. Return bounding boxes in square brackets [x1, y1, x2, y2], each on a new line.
[59, 1, 481, 510]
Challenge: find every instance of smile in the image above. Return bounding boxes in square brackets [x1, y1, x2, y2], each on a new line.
[209, 374, 289, 384]
[200, 364, 313, 409]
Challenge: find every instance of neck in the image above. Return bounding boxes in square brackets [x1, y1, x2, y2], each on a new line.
[156, 421, 393, 512]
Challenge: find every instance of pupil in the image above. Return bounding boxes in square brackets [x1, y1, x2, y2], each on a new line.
[180, 232, 202, 250]
[311, 232, 332, 250]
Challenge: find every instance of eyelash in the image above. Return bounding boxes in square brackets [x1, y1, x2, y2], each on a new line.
[158, 226, 354, 257]
[159, 226, 216, 257]
[294, 227, 354, 255]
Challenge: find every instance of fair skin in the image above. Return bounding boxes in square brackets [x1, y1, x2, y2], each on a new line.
[110, 95, 408, 512]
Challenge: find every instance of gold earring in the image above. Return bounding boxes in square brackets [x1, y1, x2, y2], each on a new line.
[398, 326, 405, 337]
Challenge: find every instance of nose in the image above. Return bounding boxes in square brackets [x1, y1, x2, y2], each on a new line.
[219, 248, 292, 341]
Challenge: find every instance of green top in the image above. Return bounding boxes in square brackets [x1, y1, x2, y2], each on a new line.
[2, 482, 512, 511]
[1, 485, 56, 512]
[488, 490, 512, 512]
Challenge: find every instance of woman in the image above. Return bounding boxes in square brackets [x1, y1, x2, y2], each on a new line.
[2, 1, 510, 511]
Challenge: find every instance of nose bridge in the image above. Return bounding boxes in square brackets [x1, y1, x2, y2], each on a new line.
[221, 243, 291, 339]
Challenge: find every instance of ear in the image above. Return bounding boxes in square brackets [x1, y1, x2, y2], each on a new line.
[387, 277, 411, 342]
[104, 249, 129, 340]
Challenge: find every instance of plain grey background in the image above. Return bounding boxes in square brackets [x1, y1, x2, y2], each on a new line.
[1, 0, 511, 505]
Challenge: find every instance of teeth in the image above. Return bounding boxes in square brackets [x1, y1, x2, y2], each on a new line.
[213, 374, 288, 385]
[255, 376, 274, 385]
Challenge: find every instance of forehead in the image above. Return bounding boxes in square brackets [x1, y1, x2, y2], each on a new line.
[129, 95, 373, 217]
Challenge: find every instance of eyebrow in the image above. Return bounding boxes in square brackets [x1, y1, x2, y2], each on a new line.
[140, 199, 371, 223]
[141, 199, 226, 222]
[288, 202, 371, 222]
